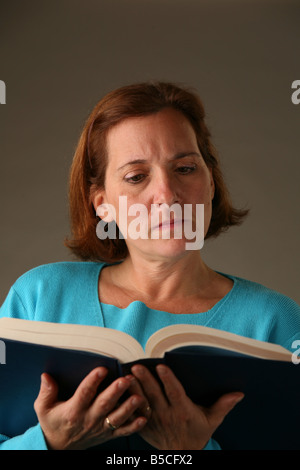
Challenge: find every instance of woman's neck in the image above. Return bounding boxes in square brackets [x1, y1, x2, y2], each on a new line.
[109, 252, 216, 304]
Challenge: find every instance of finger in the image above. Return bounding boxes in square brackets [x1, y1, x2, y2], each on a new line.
[34, 373, 59, 414]
[105, 394, 146, 431]
[71, 367, 108, 410]
[114, 415, 148, 438]
[156, 364, 187, 406]
[91, 375, 133, 417]
[125, 375, 151, 417]
[126, 374, 145, 396]
[206, 392, 245, 428]
[131, 364, 167, 411]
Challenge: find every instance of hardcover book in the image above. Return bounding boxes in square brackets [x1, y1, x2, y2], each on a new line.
[0, 317, 299, 449]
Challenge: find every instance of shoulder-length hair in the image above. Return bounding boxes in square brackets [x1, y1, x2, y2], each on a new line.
[65, 81, 248, 262]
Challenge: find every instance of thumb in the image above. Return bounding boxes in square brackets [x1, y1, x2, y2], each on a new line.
[34, 373, 59, 414]
[206, 392, 244, 428]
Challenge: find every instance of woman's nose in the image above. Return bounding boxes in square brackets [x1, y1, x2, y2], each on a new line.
[152, 172, 179, 206]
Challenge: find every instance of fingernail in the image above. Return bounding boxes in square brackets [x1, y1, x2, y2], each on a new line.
[41, 374, 51, 390]
[97, 368, 107, 378]
[137, 417, 147, 426]
[156, 364, 168, 376]
[132, 365, 144, 376]
[118, 379, 128, 390]
[131, 396, 139, 406]
[233, 394, 244, 405]
[236, 396, 244, 403]
[125, 374, 136, 383]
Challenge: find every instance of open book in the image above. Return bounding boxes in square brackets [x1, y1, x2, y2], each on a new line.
[0, 317, 299, 449]
[0, 316, 293, 362]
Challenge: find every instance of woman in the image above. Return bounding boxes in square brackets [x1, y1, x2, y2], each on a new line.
[1, 82, 299, 450]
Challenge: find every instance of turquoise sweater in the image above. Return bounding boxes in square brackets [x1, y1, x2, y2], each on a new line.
[1, 261, 300, 450]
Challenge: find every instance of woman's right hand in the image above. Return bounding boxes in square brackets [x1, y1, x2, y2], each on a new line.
[34, 367, 148, 450]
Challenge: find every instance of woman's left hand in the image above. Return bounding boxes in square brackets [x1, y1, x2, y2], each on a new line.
[131, 364, 244, 450]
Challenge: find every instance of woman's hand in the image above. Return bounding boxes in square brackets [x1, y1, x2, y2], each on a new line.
[34, 367, 148, 450]
[131, 364, 244, 450]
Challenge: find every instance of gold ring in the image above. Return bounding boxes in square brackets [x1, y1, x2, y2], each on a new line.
[105, 416, 118, 431]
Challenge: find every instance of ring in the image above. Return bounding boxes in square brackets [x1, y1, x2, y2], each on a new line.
[146, 405, 151, 413]
[105, 416, 118, 431]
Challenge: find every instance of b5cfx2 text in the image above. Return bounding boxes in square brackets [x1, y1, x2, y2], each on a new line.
[150, 455, 192, 465]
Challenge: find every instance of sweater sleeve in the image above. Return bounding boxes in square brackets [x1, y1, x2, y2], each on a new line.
[0, 286, 44, 449]
[0, 424, 48, 450]
[203, 438, 221, 450]
[0, 285, 31, 320]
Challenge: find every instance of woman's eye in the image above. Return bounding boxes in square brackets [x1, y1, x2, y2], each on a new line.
[124, 174, 146, 184]
[124, 165, 196, 183]
[176, 165, 196, 174]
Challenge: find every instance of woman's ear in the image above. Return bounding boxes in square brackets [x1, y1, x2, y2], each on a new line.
[91, 188, 115, 223]
[91, 188, 104, 212]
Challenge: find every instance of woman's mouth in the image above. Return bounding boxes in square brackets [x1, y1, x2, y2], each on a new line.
[152, 219, 183, 231]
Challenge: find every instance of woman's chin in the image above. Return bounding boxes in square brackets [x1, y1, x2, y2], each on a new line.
[127, 237, 200, 260]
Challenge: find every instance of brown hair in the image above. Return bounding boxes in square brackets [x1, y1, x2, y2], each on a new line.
[65, 81, 248, 262]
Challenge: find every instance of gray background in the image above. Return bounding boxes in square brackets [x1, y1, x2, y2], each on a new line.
[0, 0, 299, 304]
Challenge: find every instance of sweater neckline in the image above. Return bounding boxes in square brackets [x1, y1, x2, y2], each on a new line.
[96, 261, 238, 317]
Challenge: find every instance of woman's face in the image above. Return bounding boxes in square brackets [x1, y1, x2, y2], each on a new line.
[94, 107, 215, 260]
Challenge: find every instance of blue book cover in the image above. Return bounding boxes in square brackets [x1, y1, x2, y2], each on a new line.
[0, 319, 299, 450]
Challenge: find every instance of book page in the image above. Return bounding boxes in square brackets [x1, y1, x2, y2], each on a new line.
[145, 324, 291, 361]
[0, 318, 145, 363]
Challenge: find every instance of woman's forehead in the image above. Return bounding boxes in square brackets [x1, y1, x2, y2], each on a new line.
[105, 108, 198, 166]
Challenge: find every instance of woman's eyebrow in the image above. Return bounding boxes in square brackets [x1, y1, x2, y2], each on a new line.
[117, 159, 147, 172]
[117, 152, 201, 172]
